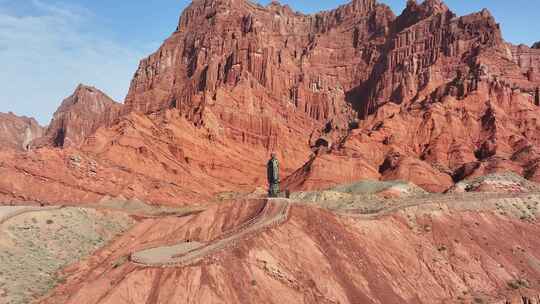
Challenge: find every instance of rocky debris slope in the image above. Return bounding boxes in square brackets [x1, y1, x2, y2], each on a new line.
[290, 179, 427, 213]
[38, 194, 540, 304]
[32, 85, 123, 148]
[449, 172, 540, 194]
[0, 112, 44, 151]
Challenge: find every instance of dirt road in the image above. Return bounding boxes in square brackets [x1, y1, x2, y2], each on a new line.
[130, 198, 290, 267]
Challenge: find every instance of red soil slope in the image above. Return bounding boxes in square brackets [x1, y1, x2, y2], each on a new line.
[0, 110, 309, 205]
[39, 198, 540, 304]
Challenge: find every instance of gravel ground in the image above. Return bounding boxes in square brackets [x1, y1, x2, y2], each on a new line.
[0, 207, 134, 304]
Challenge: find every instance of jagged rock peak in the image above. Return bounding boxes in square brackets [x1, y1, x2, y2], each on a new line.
[533, 41, 540, 49]
[348, 0, 378, 12]
[407, 0, 448, 11]
[394, 0, 452, 32]
[33, 85, 123, 148]
[173, 0, 394, 39]
[59, 84, 120, 110]
[263, 1, 297, 16]
[74, 83, 100, 94]
[403, 0, 449, 18]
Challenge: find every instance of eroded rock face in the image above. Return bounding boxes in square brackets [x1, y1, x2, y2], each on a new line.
[290, 78, 540, 192]
[0, 112, 44, 151]
[3, 0, 540, 203]
[509, 44, 540, 83]
[122, 0, 540, 194]
[124, 0, 396, 150]
[33, 85, 123, 148]
[0, 110, 311, 205]
[282, 0, 540, 192]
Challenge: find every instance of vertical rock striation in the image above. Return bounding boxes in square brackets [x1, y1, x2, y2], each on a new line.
[124, 0, 396, 151]
[3, 0, 540, 203]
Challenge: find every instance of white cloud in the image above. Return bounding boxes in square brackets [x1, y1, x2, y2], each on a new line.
[0, 0, 152, 125]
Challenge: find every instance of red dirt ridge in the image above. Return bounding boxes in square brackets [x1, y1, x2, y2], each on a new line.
[38, 198, 540, 304]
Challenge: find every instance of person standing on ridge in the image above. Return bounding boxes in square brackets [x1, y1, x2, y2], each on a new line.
[267, 153, 280, 197]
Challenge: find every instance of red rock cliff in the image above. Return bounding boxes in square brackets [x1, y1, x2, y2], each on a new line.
[0, 112, 44, 151]
[122, 0, 540, 194]
[283, 0, 540, 192]
[2, 0, 540, 204]
[124, 0, 396, 149]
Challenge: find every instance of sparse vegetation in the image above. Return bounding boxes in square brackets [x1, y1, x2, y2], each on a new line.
[473, 297, 485, 304]
[0, 207, 134, 304]
[112, 256, 129, 269]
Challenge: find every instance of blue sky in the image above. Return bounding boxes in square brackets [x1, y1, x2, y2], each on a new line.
[0, 0, 538, 125]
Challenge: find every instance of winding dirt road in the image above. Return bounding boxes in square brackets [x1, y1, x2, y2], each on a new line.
[130, 198, 290, 267]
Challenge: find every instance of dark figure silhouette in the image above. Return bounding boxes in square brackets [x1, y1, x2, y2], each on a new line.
[267, 153, 280, 197]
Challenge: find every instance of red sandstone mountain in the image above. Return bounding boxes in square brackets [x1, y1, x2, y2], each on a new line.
[1, 0, 540, 205]
[2, 1, 540, 303]
[32, 84, 123, 148]
[0, 112, 44, 151]
[123, 0, 540, 195]
[285, 0, 540, 192]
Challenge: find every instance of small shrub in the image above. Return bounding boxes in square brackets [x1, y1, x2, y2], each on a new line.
[473, 297, 485, 304]
[56, 276, 67, 284]
[111, 256, 128, 269]
[508, 281, 520, 289]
